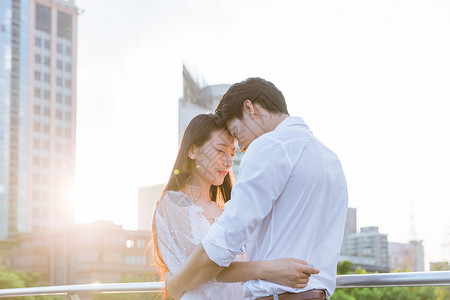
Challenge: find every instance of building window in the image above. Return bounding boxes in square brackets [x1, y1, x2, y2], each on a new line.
[57, 77, 62, 86]
[65, 112, 71, 122]
[43, 107, 50, 117]
[65, 129, 71, 139]
[66, 46, 72, 55]
[43, 124, 50, 134]
[44, 56, 50, 66]
[34, 122, 40, 132]
[35, 37, 41, 47]
[57, 43, 63, 53]
[34, 104, 40, 114]
[44, 73, 50, 83]
[34, 88, 41, 98]
[42, 158, 49, 168]
[56, 110, 62, 120]
[32, 207, 39, 217]
[65, 95, 71, 105]
[44, 90, 50, 100]
[57, 93, 63, 103]
[33, 174, 40, 184]
[43, 141, 50, 151]
[56, 143, 62, 153]
[36, 4, 51, 33]
[44, 39, 51, 50]
[57, 60, 63, 70]
[42, 175, 49, 185]
[65, 79, 71, 89]
[43, 192, 49, 202]
[32, 190, 40, 201]
[126, 240, 135, 248]
[35, 54, 41, 64]
[35, 71, 41, 81]
[56, 127, 62, 136]
[65, 63, 71, 72]
[33, 157, 40, 166]
[33, 139, 40, 149]
[58, 11, 72, 40]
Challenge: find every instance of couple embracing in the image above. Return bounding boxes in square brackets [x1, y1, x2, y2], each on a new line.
[151, 78, 348, 300]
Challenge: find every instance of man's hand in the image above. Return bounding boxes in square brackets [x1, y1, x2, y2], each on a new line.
[262, 258, 320, 289]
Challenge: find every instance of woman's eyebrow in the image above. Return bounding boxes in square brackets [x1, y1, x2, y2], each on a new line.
[216, 143, 236, 151]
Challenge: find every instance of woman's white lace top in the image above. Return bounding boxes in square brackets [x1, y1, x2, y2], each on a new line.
[154, 190, 244, 299]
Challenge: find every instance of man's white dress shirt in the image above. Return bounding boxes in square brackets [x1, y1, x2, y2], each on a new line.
[202, 116, 348, 299]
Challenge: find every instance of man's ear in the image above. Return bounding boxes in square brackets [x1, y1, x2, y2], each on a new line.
[188, 145, 197, 160]
[243, 99, 255, 119]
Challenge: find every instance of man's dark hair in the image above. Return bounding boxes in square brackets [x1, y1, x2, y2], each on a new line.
[215, 77, 289, 126]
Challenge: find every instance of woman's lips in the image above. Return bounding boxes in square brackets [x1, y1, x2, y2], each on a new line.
[218, 171, 227, 177]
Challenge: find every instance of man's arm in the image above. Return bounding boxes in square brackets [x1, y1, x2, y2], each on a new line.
[216, 258, 320, 288]
[166, 245, 321, 299]
[165, 244, 222, 299]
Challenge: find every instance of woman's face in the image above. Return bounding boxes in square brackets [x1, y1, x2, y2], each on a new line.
[190, 129, 235, 187]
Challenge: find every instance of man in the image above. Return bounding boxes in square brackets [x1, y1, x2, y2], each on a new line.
[167, 78, 348, 299]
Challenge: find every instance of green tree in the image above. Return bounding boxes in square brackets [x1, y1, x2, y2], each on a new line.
[332, 261, 449, 300]
[0, 266, 62, 300]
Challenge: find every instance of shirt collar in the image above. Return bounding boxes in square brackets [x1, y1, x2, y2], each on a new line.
[274, 116, 309, 131]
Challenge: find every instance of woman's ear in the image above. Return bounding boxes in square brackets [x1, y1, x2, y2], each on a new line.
[188, 145, 197, 160]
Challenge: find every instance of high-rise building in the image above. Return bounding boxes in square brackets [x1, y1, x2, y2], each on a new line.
[341, 207, 357, 256]
[138, 184, 164, 231]
[340, 208, 390, 272]
[0, 0, 80, 239]
[179, 65, 243, 178]
[389, 240, 424, 272]
[341, 226, 390, 272]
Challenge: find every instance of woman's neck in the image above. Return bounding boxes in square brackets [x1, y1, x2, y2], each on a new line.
[180, 175, 212, 205]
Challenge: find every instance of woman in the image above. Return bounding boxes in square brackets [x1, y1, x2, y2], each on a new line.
[151, 114, 307, 299]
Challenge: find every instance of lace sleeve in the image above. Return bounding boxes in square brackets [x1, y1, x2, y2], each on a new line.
[154, 191, 205, 273]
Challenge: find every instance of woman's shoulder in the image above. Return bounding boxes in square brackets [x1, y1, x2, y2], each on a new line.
[159, 190, 194, 208]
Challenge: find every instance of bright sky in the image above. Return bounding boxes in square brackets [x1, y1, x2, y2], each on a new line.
[73, 0, 450, 266]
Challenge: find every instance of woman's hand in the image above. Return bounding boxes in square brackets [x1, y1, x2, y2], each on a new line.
[262, 258, 320, 289]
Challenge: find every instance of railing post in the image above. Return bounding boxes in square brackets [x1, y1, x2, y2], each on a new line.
[68, 293, 80, 300]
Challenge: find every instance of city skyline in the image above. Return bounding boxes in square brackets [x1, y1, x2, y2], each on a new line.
[71, 0, 450, 267]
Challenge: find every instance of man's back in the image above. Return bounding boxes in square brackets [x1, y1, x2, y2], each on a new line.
[203, 116, 348, 298]
[240, 116, 348, 297]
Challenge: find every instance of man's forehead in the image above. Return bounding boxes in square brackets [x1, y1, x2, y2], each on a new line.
[226, 118, 239, 130]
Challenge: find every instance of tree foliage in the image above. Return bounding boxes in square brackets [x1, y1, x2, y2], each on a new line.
[332, 261, 450, 300]
[0, 267, 62, 300]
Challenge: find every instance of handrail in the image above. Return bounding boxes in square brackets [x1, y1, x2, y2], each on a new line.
[337, 271, 450, 288]
[0, 271, 449, 298]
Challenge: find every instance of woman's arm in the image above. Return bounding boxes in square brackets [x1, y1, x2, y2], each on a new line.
[216, 258, 320, 288]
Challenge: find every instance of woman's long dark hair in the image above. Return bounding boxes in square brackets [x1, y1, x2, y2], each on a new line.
[147, 114, 234, 293]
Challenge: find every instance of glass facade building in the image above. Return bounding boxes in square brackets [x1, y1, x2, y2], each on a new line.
[0, 0, 79, 239]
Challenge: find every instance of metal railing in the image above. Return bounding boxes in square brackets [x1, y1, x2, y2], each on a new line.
[0, 271, 449, 299]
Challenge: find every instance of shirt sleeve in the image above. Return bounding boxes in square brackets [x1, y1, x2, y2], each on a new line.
[154, 191, 204, 272]
[202, 136, 294, 267]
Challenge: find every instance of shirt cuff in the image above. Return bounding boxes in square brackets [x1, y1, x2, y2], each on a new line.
[201, 223, 244, 267]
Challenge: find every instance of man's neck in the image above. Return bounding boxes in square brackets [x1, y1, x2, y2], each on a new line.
[264, 113, 290, 132]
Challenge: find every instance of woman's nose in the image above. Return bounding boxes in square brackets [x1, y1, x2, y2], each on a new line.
[223, 153, 233, 167]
